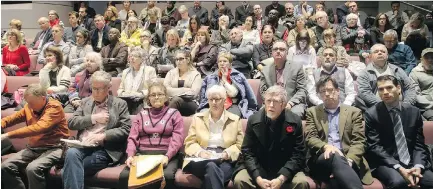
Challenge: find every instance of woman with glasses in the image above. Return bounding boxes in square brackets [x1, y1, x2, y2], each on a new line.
[341, 13, 370, 55]
[190, 29, 218, 77]
[2, 29, 30, 76]
[120, 16, 143, 47]
[164, 49, 201, 116]
[126, 82, 184, 189]
[69, 29, 93, 76]
[140, 30, 160, 69]
[287, 16, 317, 48]
[197, 52, 258, 119]
[288, 30, 317, 73]
[370, 13, 393, 45]
[117, 47, 157, 114]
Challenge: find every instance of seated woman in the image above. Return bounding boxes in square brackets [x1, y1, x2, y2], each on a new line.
[210, 15, 230, 46]
[157, 29, 180, 77]
[2, 29, 30, 76]
[143, 8, 161, 34]
[288, 30, 317, 72]
[317, 28, 350, 68]
[401, 12, 430, 43]
[126, 82, 184, 189]
[104, 6, 122, 31]
[341, 13, 370, 55]
[180, 16, 201, 47]
[1, 19, 25, 48]
[69, 29, 93, 76]
[140, 30, 160, 69]
[183, 85, 244, 189]
[242, 16, 260, 45]
[175, 5, 190, 38]
[164, 49, 202, 116]
[39, 46, 71, 94]
[65, 52, 103, 113]
[252, 25, 275, 72]
[198, 52, 258, 119]
[120, 16, 143, 47]
[370, 13, 393, 45]
[190, 29, 218, 77]
[287, 16, 317, 48]
[118, 47, 157, 114]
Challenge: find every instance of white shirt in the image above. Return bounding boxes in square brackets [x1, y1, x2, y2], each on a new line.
[97, 28, 104, 49]
[208, 112, 225, 148]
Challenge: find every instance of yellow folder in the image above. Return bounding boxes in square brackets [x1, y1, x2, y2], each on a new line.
[128, 155, 164, 189]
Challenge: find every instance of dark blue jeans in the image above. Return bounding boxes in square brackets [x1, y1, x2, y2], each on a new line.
[62, 147, 112, 189]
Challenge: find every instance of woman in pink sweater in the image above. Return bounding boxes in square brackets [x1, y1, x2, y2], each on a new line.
[2, 29, 30, 76]
[126, 82, 184, 189]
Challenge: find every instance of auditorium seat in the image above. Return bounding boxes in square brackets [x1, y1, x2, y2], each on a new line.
[29, 55, 38, 72]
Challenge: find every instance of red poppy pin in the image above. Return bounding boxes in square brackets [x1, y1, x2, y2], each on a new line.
[286, 125, 294, 134]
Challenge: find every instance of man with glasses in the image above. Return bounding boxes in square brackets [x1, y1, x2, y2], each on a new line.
[308, 47, 356, 106]
[259, 40, 307, 117]
[383, 29, 417, 75]
[278, 3, 296, 32]
[305, 76, 373, 189]
[233, 85, 309, 189]
[100, 28, 128, 77]
[62, 71, 131, 189]
[311, 11, 342, 50]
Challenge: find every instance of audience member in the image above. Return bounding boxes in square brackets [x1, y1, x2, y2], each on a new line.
[198, 52, 258, 119]
[401, 12, 430, 42]
[365, 74, 433, 189]
[311, 11, 342, 50]
[139, 1, 162, 23]
[78, 6, 96, 31]
[162, 1, 181, 26]
[336, 1, 351, 24]
[260, 40, 307, 117]
[153, 16, 172, 47]
[79, 1, 96, 19]
[267, 9, 287, 40]
[305, 76, 373, 188]
[100, 28, 128, 77]
[385, 1, 409, 38]
[383, 29, 417, 74]
[29, 17, 53, 52]
[308, 47, 356, 106]
[125, 82, 184, 189]
[37, 24, 71, 65]
[405, 31, 429, 60]
[342, 2, 370, 29]
[341, 13, 370, 55]
[157, 29, 180, 77]
[89, 14, 110, 52]
[293, 1, 313, 18]
[118, 1, 131, 22]
[265, 1, 285, 18]
[140, 30, 160, 68]
[278, 3, 296, 32]
[356, 44, 418, 111]
[287, 30, 317, 72]
[317, 29, 350, 68]
[287, 16, 317, 48]
[175, 5, 190, 38]
[39, 46, 72, 94]
[121, 9, 138, 32]
[1, 19, 25, 48]
[180, 16, 201, 47]
[234, 1, 253, 27]
[69, 29, 93, 76]
[242, 16, 260, 45]
[1, 83, 69, 189]
[104, 6, 121, 32]
[211, 2, 234, 30]
[233, 85, 308, 189]
[426, 11, 433, 47]
[143, 8, 161, 34]
[48, 10, 62, 27]
[250, 5, 264, 32]
[210, 15, 230, 46]
[191, 29, 218, 77]
[183, 85, 243, 189]
[370, 13, 393, 45]
[62, 71, 131, 189]
[2, 29, 30, 76]
[252, 25, 275, 72]
[164, 49, 202, 116]
[316, 1, 335, 23]
[64, 11, 84, 45]
[188, 1, 209, 26]
[219, 28, 254, 79]
[120, 16, 143, 47]
[410, 48, 433, 121]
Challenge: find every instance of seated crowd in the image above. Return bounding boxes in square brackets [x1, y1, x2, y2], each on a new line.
[1, 1, 433, 189]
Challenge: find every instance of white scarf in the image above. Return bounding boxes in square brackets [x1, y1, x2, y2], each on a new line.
[125, 65, 145, 93]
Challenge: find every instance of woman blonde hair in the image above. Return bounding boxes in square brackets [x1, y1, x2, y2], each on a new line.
[105, 6, 119, 21]
[178, 5, 187, 13]
[10, 19, 22, 30]
[8, 29, 23, 46]
[166, 29, 180, 46]
[218, 52, 233, 63]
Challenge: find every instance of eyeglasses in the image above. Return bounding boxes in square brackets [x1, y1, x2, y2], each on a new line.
[175, 57, 187, 62]
[209, 98, 224, 103]
[264, 99, 283, 105]
[272, 47, 287, 52]
[319, 88, 336, 95]
[140, 35, 150, 38]
[149, 93, 166, 98]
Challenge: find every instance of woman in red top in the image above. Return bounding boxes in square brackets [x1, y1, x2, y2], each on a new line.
[2, 29, 30, 76]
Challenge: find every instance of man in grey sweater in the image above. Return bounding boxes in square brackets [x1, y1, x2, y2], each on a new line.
[410, 48, 433, 120]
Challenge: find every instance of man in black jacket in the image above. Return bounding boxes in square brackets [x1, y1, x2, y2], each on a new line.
[89, 15, 110, 52]
[233, 85, 308, 189]
[78, 6, 96, 32]
[235, 1, 254, 27]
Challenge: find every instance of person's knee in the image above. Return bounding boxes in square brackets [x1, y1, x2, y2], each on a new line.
[25, 162, 41, 175]
[289, 172, 309, 189]
[65, 148, 81, 160]
[387, 176, 407, 189]
[233, 170, 253, 188]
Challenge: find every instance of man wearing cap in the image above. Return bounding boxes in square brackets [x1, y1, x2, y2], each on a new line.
[410, 48, 433, 121]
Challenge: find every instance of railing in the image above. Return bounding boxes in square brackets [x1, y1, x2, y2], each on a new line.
[401, 1, 432, 13]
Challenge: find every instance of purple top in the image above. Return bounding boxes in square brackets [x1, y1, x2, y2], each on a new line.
[126, 106, 184, 160]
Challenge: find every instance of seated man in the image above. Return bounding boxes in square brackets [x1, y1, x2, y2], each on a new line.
[63, 11, 84, 45]
[89, 14, 110, 52]
[153, 16, 172, 47]
[29, 17, 53, 53]
[305, 76, 373, 188]
[62, 71, 131, 189]
[260, 40, 307, 117]
[1, 83, 69, 189]
[383, 29, 418, 75]
[308, 47, 356, 106]
[233, 85, 309, 189]
[37, 24, 71, 65]
[365, 75, 433, 189]
[311, 11, 342, 50]
[100, 28, 128, 77]
[356, 44, 418, 112]
[410, 48, 433, 120]
[219, 28, 253, 79]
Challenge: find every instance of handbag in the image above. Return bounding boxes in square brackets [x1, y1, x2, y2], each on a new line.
[128, 155, 165, 189]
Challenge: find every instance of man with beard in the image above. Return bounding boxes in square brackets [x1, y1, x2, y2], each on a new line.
[410, 48, 433, 120]
[308, 47, 356, 106]
[267, 9, 286, 40]
[265, 1, 285, 19]
[278, 3, 296, 32]
[89, 15, 110, 52]
[259, 40, 307, 117]
[311, 11, 342, 50]
[100, 28, 128, 77]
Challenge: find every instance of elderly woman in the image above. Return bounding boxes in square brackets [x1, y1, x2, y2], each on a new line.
[39, 46, 71, 94]
[140, 30, 160, 68]
[190, 29, 218, 77]
[288, 30, 317, 72]
[120, 16, 143, 47]
[402, 12, 430, 43]
[341, 13, 370, 55]
[126, 82, 184, 189]
[2, 29, 30, 76]
[242, 16, 260, 45]
[370, 13, 393, 45]
[176, 5, 190, 38]
[164, 49, 202, 116]
[69, 29, 93, 76]
[287, 16, 317, 48]
[143, 8, 161, 34]
[210, 15, 230, 45]
[198, 52, 258, 119]
[48, 10, 61, 27]
[105, 6, 122, 31]
[183, 85, 244, 189]
[157, 29, 180, 77]
[252, 25, 275, 71]
[1, 19, 25, 47]
[118, 47, 157, 114]
[180, 16, 201, 47]
[317, 28, 350, 68]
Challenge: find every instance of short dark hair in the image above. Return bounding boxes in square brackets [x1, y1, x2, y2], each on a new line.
[296, 30, 311, 50]
[391, 1, 400, 6]
[261, 24, 276, 34]
[377, 75, 399, 87]
[315, 76, 339, 93]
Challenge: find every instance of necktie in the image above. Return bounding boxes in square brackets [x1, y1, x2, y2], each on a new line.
[391, 108, 411, 165]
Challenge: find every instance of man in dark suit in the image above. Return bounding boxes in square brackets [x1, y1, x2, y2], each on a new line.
[235, 2, 254, 27]
[305, 76, 373, 188]
[89, 14, 110, 52]
[265, 1, 285, 19]
[30, 17, 53, 53]
[233, 85, 309, 189]
[188, 1, 209, 26]
[365, 75, 433, 189]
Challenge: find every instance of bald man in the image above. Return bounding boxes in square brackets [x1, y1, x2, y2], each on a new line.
[311, 11, 342, 49]
[30, 17, 53, 52]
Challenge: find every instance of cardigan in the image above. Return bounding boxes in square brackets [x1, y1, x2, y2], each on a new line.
[163, 67, 202, 98]
[2, 45, 30, 76]
[39, 65, 72, 93]
[69, 44, 93, 76]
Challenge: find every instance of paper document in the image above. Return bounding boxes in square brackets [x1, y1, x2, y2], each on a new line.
[136, 155, 164, 178]
[60, 139, 96, 148]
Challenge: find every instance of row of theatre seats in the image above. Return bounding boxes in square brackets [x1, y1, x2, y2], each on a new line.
[2, 76, 433, 188]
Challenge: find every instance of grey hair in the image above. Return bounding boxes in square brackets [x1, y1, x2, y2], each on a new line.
[129, 46, 144, 58]
[371, 43, 388, 53]
[346, 13, 358, 22]
[206, 85, 227, 99]
[219, 15, 229, 24]
[383, 29, 398, 39]
[38, 17, 49, 23]
[24, 83, 47, 97]
[273, 39, 289, 49]
[90, 71, 112, 87]
[85, 52, 104, 70]
[264, 85, 288, 104]
[178, 5, 187, 13]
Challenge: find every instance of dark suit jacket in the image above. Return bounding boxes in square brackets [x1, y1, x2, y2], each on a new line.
[100, 41, 128, 76]
[305, 104, 373, 184]
[188, 6, 209, 25]
[68, 95, 131, 163]
[233, 108, 305, 182]
[235, 4, 254, 26]
[365, 102, 432, 170]
[30, 28, 53, 50]
[90, 25, 111, 52]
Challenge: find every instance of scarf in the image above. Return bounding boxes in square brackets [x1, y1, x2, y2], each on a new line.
[50, 19, 60, 27]
[219, 69, 233, 110]
[125, 65, 145, 93]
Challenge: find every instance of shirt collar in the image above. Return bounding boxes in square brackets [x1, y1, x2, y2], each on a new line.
[321, 64, 338, 75]
[324, 103, 341, 114]
[385, 101, 401, 112]
[209, 111, 225, 124]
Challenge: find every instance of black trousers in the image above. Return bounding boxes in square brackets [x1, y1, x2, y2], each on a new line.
[372, 165, 433, 189]
[308, 153, 363, 189]
[168, 96, 198, 116]
[185, 161, 234, 189]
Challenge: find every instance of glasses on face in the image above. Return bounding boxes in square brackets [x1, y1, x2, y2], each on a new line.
[264, 99, 283, 105]
[175, 57, 187, 62]
[319, 88, 335, 95]
[149, 93, 166, 99]
[272, 47, 287, 52]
